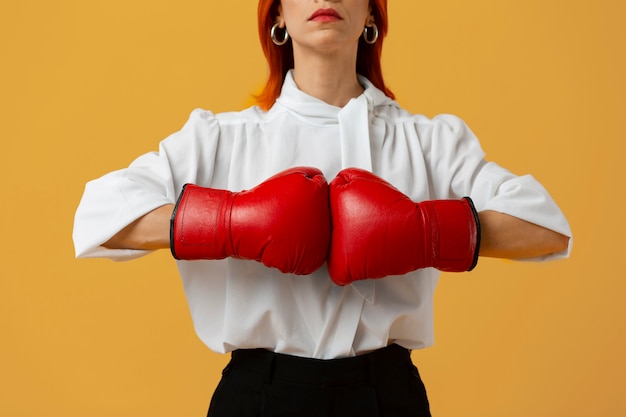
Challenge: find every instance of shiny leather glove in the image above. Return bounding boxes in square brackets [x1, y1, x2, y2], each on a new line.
[171, 167, 331, 275]
[328, 168, 480, 285]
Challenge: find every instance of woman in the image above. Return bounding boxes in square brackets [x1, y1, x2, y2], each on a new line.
[73, 0, 572, 415]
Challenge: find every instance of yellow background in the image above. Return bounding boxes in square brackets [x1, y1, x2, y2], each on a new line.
[1, 1, 624, 416]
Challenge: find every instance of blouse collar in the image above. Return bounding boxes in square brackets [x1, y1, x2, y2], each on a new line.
[274, 70, 397, 125]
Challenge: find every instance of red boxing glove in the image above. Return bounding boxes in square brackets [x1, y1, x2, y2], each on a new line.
[171, 167, 331, 275]
[328, 168, 480, 285]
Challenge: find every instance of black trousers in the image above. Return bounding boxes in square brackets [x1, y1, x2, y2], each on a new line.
[207, 344, 431, 417]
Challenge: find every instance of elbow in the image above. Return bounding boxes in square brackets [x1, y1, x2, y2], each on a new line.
[556, 233, 570, 253]
[516, 230, 572, 259]
[550, 232, 571, 257]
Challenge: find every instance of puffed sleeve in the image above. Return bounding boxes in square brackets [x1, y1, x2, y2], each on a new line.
[424, 114, 572, 261]
[72, 109, 221, 261]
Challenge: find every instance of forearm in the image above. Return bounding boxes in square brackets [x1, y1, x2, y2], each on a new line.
[478, 210, 569, 259]
[103, 204, 174, 250]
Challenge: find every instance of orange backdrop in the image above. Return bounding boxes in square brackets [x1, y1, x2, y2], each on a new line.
[1, 1, 624, 416]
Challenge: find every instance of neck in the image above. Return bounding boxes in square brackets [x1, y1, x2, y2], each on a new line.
[291, 46, 363, 107]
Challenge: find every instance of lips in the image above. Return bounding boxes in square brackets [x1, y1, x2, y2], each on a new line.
[308, 8, 342, 21]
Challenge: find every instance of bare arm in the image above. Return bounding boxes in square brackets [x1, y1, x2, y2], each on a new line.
[478, 210, 569, 259]
[103, 204, 174, 250]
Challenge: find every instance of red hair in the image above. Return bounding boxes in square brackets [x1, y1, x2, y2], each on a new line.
[256, 0, 395, 110]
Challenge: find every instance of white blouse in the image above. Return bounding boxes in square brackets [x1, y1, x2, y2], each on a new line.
[73, 71, 572, 359]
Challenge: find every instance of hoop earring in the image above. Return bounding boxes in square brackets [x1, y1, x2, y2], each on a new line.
[362, 23, 379, 45]
[271, 23, 289, 46]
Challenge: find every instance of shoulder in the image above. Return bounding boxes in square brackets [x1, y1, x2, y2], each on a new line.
[376, 106, 484, 159]
[159, 106, 283, 147]
[179, 105, 281, 129]
[213, 104, 286, 127]
[372, 103, 471, 137]
[160, 105, 288, 154]
[420, 114, 475, 139]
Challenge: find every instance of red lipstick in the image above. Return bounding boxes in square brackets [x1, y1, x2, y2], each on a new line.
[308, 8, 342, 22]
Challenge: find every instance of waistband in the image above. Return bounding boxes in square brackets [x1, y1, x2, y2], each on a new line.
[230, 344, 411, 386]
